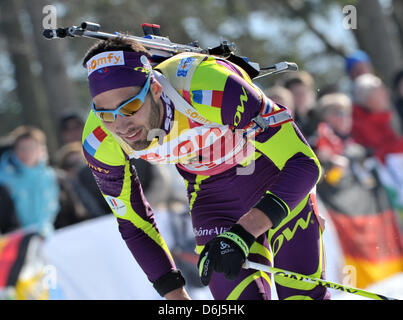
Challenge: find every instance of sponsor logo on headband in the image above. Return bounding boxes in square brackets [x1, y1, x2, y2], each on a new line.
[87, 51, 125, 76]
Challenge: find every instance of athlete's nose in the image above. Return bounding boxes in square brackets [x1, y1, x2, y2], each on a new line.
[115, 114, 135, 135]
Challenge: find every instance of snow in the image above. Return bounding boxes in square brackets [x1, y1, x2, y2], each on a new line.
[331, 273, 403, 300]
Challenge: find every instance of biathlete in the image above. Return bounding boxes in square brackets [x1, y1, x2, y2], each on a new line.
[81, 37, 330, 300]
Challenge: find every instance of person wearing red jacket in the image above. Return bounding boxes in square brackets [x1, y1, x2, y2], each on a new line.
[352, 73, 403, 210]
[351, 73, 403, 163]
[315, 93, 352, 162]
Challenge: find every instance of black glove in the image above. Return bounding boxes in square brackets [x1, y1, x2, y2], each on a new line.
[197, 224, 255, 286]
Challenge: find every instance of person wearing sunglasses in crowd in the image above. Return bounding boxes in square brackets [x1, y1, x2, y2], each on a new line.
[81, 38, 329, 300]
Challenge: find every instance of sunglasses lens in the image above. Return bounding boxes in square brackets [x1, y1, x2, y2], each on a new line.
[95, 112, 115, 122]
[120, 99, 143, 116]
[92, 74, 149, 123]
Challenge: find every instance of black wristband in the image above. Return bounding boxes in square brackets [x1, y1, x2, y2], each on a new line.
[153, 269, 186, 297]
[254, 193, 289, 228]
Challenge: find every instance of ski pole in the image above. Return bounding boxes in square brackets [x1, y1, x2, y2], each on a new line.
[243, 259, 397, 300]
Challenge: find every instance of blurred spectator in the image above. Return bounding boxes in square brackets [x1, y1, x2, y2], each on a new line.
[283, 71, 321, 138]
[345, 50, 373, 81]
[0, 185, 18, 234]
[314, 92, 369, 183]
[0, 126, 60, 236]
[352, 73, 403, 162]
[315, 93, 354, 167]
[315, 92, 403, 288]
[265, 85, 295, 116]
[59, 111, 85, 145]
[54, 142, 111, 229]
[393, 69, 403, 128]
[0, 137, 17, 234]
[317, 84, 340, 99]
[352, 73, 403, 211]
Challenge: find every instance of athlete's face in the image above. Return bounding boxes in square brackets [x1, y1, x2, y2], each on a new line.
[93, 82, 164, 150]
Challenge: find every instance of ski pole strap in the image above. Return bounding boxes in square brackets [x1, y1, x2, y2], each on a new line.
[217, 224, 255, 258]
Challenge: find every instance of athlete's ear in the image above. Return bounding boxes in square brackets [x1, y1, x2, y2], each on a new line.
[150, 80, 162, 100]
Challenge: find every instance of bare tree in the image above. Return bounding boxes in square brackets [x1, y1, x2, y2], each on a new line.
[282, 0, 347, 58]
[392, 0, 403, 50]
[0, 0, 57, 153]
[24, 0, 80, 129]
[353, 0, 403, 85]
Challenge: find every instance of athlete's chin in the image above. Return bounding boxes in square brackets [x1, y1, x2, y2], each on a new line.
[128, 132, 152, 150]
[119, 127, 155, 150]
[119, 129, 146, 150]
[131, 139, 152, 150]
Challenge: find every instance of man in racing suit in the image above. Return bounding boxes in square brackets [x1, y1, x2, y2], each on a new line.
[81, 37, 330, 300]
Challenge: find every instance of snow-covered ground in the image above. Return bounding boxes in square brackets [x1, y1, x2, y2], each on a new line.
[331, 273, 403, 300]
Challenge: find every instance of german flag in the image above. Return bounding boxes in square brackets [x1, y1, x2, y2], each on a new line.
[0, 231, 38, 289]
[318, 163, 403, 288]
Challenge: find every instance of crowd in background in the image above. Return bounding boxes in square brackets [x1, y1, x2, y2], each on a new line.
[0, 112, 111, 236]
[266, 51, 403, 226]
[0, 49, 402, 250]
[0, 108, 188, 238]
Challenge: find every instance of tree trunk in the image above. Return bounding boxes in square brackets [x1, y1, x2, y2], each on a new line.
[0, 0, 58, 154]
[392, 0, 403, 50]
[353, 0, 403, 86]
[24, 0, 80, 140]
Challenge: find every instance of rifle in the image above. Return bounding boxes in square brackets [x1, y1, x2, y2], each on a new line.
[42, 21, 298, 79]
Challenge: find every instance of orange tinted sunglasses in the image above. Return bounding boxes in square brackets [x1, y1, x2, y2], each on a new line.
[91, 71, 151, 122]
